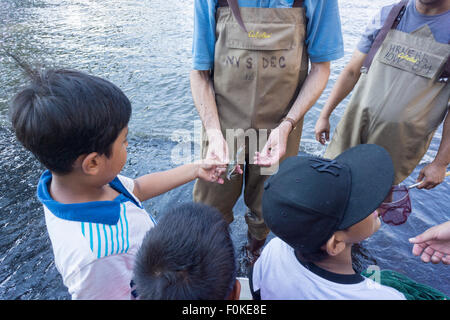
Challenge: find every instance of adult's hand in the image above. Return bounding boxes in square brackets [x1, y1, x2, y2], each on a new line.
[416, 161, 447, 190]
[313, 50, 366, 145]
[205, 132, 244, 179]
[315, 116, 330, 145]
[254, 121, 291, 167]
[206, 131, 229, 166]
[409, 221, 450, 265]
[417, 111, 449, 190]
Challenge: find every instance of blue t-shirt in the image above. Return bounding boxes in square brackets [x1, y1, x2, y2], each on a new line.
[192, 0, 344, 70]
[357, 0, 450, 54]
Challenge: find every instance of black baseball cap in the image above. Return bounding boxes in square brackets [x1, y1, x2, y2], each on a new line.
[262, 144, 394, 254]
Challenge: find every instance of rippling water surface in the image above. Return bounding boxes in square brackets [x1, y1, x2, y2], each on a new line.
[0, 0, 449, 299]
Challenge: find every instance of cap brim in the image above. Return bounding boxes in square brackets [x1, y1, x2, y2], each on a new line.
[335, 144, 394, 229]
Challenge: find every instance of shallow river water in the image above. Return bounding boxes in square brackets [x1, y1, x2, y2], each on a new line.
[0, 0, 449, 299]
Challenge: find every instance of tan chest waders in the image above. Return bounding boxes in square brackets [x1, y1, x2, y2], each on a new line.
[193, 0, 308, 240]
[325, 2, 450, 184]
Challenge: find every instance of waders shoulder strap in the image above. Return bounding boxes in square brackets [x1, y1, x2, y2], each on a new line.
[217, 0, 247, 32]
[362, 0, 408, 73]
[292, 0, 304, 8]
[217, 0, 304, 33]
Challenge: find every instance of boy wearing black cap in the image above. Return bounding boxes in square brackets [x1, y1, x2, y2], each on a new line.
[250, 144, 405, 300]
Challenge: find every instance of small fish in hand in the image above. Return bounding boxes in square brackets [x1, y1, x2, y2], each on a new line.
[226, 146, 244, 180]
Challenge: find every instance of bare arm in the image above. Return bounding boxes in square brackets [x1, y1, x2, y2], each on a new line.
[133, 164, 197, 201]
[417, 110, 450, 189]
[190, 70, 229, 163]
[286, 61, 331, 123]
[190, 70, 222, 135]
[132, 162, 225, 202]
[255, 61, 331, 167]
[315, 50, 367, 144]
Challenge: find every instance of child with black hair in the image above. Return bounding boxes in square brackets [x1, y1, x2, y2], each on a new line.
[9, 68, 230, 299]
[132, 202, 240, 300]
[250, 144, 406, 300]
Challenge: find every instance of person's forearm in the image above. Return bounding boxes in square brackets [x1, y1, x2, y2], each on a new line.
[190, 70, 222, 138]
[434, 111, 450, 167]
[286, 61, 330, 123]
[320, 68, 360, 119]
[133, 163, 198, 202]
[319, 50, 366, 119]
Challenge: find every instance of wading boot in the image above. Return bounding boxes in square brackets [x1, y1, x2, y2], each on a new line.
[244, 231, 266, 265]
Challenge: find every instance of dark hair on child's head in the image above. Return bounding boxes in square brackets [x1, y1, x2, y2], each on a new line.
[133, 202, 237, 300]
[9, 63, 131, 174]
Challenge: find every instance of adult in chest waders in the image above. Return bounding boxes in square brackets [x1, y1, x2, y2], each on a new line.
[190, 0, 343, 260]
[315, 0, 450, 189]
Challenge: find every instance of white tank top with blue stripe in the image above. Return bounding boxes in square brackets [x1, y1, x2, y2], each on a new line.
[43, 175, 155, 300]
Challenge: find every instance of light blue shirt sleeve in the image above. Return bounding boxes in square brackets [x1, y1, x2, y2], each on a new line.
[303, 0, 344, 63]
[356, 5, 394, 54]
[192, 0, 217, 70]
[192, 0, 344, 70]
[356, 1, 450, 53]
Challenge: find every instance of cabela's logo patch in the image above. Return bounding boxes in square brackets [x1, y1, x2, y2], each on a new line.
[378, 41, 443, 79]
[248, 31, 272, 39]
[397, 52, 418, 64]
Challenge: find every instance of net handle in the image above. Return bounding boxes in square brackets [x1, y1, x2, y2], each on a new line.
[408, 171, 450, 189]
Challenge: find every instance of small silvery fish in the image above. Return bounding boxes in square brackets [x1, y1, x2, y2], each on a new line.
[226, 146, 244, 180]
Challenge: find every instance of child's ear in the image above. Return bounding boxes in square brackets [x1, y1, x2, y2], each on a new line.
[324, 232, 347, 256]
[80, 152, 102, 175]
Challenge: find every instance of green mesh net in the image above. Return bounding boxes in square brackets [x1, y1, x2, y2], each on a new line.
[362, 269, 448, 300]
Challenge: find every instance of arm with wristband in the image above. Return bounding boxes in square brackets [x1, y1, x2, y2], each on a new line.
[255, 0, 343, 166]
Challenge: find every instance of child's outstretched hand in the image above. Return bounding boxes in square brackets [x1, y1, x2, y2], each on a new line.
[196, 160, 242, 184]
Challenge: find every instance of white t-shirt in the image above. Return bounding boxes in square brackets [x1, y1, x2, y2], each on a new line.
[252, 238, 406, 300]
[37, 171, 155, 300]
